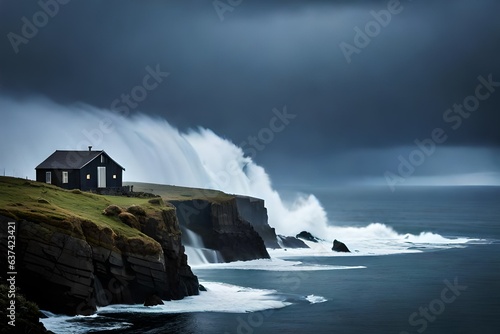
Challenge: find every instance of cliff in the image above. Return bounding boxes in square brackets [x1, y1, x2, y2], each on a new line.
[235, 196, 280, 249]
[125, 182, 272, 261]
[172, 198, 270, 262]
[0, 177, 198, 316]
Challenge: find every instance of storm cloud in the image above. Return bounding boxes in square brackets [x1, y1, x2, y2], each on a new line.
[1, 0, 499, 186]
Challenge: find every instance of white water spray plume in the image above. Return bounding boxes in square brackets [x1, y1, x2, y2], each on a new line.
[1, 96, 327, 236]
[1, 96, 478, 250]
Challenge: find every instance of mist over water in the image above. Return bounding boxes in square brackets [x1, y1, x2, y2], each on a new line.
[1, 96, 475, 247]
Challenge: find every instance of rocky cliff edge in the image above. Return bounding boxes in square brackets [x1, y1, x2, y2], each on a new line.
[0, 177, 198, 316]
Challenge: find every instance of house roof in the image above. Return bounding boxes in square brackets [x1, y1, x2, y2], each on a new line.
[35, 150, 125, 170]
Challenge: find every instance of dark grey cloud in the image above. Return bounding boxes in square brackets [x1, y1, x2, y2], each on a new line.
[1, 0, 500, 185]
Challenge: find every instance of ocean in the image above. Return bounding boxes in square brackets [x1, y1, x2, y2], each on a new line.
[41, 186, 500, 334]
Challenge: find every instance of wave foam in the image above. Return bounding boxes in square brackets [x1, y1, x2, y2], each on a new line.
[40, 315, 132, 334]
[41, 282, 294, 333]
[270, 223, 481, 257]
[305, 295, 328, 304]
[97, 282, 290, 314]
[191, 258, 365, 271]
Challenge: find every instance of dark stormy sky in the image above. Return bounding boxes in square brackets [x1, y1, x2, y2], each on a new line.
[1, 0, 500, 187]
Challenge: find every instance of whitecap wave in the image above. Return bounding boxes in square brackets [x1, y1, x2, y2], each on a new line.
[270, 222, 482, 257]
[305, 294, 328, 304]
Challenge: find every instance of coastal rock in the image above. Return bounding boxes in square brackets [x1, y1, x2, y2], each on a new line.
[296, 231, 319, 243]
[0, 218, 96, 315]
[211, 200, 270, 262]
[0, 204, 199, 316]
[235, 196, 280, 249]
[332, 239, 350, 253]
[277, 235, 310, 248]
[172, 198, 270, 262]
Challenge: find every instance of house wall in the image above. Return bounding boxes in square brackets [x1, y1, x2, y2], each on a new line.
[79, 153, 123, 191]
[36, 169, 80, 190]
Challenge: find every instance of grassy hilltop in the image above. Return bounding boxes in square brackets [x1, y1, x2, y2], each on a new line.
[0, 176, 167, 244]
[0, 177, 236, 246]
[125, 181, 233, 203]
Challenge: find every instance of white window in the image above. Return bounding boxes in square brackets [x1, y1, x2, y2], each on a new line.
[101, 155, 105, 163]
[45, 172, 51, 184]
[112, 174, 117, 179]
[62, 171, 68, 184]
[86, 174, 91, 180]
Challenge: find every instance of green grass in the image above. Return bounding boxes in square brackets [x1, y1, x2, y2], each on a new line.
[0, 177, 172, 247]
[125, 181, 234, 203]
[0, 177, 233, 254]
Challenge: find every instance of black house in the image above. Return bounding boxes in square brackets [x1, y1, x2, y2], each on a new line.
[35, 147, 125, 191]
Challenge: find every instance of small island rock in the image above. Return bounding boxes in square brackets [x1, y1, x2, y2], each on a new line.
[296, 231, 319, 243]
[332, 239, 350, 252]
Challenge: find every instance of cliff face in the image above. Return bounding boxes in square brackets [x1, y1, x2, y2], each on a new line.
[0, 179, 199, 316]
[235, 196, 280, 249]
[172, 197, 270, 262]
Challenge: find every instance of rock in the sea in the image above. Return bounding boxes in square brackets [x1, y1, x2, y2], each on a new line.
[198, 284, 207, 292]
[332, 239, 350, 253]
[296, 231, 319, 243]
[277, 235, 309, 248]
[144, 294, 164, 307]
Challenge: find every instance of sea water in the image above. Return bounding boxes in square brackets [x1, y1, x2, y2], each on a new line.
[41, 186, 500, 334]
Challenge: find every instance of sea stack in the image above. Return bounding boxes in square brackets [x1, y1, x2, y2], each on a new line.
[332, 239, 350, 253]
